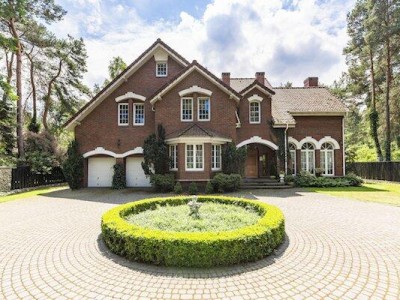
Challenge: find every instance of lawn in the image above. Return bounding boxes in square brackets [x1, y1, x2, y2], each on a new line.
[0, 186, 68, 203]
[307, 181, 400, 206]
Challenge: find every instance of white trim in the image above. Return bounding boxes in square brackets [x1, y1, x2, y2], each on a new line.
[156, 61, 168, 77]
[273, 123, 296, 128]
[118, 103, 129, 126]
[249, 101, 261, 124]
[149, 65, 240, 105]
[185, 144, 204, 171]
[240, 83, 274, 96]
[169, 144, 178, 171]
[181, 97, 193, 122]
[179, 85, 212, 97]
[133, 103, 145, 126]
[197, 97, 210, 121]
[317, 136, 340, 150]
[235, 110, 241, 128]
[300, 144, 316, 174]
[166, 136, 231, 144]
[289, 111, 346, 116]
[236, 136, 279, 150]
[320, 145, 335, 176]
[288, 137, 301, 150]
[211, 144, 222, 171]
[83, 147, 143, 158]
[115, 92, 146, 102]
[247, 94, 263, 102]
[299, 136, 319, 149]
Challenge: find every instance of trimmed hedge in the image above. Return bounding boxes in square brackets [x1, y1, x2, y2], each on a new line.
[292, 172, 363, 187]
[101, 196, 285, 267]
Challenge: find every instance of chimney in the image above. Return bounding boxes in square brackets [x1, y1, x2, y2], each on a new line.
[222, 72, 230, 85]
[255, 72, 265, 84]
[304, 77, 318, 87]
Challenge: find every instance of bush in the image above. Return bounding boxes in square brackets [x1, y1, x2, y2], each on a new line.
[222, 143, 247, 175]
[293, 171, 363, 187]
[205, 181, 214, 194]
[112, 163, 126, 189]
[101, 196, 285, 267]
[344, 172, 363, 186]
[284, 174, 295, 184]
[211, 173, 241, 193]
[188, 182, 198, 195]
[173, 182, 183, 194]
[62, 140, 83, 189]
[150, 174, 175, 192]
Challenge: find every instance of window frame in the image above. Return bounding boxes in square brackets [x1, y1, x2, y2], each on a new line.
[181, 97, 193, 122]
[211, 144, 222, 171]
[133, 103, 145, 126]
[169, 144, 178, 171]
[289, 143, 297, 175]
[185, 144, 204, 171]
[156, 61, 168, 77]
[300, 143, 315, 174]
[197, 97, 210, 121]
[249, 101, 261, 124]
[118, 103, 129, 126]
[320, 143, 335, 176]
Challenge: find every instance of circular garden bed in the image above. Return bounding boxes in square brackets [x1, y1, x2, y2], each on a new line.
[101, 196, 285, 267]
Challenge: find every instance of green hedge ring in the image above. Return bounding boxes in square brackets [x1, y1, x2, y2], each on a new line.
[101, 196, 285, 268]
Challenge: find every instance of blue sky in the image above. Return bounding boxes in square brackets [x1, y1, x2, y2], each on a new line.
[52, 0, 355, 88]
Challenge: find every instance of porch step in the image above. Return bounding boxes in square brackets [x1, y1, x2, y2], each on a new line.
[241, 178, 292, 189]
[240, 185, 292, 189]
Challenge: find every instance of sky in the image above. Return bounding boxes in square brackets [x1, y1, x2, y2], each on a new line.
[51, 0, 356, 89]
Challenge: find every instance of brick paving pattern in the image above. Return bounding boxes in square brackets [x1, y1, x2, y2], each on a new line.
[0, 188, 399, 299]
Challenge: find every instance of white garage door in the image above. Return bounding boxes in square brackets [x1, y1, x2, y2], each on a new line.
[126, 157, 151, 187]
[88, 157, 116, 187]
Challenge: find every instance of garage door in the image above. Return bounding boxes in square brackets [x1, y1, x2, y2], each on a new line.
[126, 157, 151, 187]
[88, 157, 116, 187]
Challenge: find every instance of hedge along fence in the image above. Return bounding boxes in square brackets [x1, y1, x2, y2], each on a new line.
[101, 196, 285, 268]
[347, 162, 400, 182]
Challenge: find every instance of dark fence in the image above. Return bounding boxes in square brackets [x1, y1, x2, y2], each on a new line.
[11, 166, 65, 190]
[347, 162, 400, 182]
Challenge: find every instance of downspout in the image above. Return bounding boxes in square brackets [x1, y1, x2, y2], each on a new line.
[342, 116, 346, 176]
[284, 123, 289, 175]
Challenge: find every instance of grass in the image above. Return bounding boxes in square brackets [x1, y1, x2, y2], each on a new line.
[307, 181, 400, 206]
[0, 185, 68, 204]
[125, 202, 261, 232]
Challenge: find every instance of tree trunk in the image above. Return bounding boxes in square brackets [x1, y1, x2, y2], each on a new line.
[9, 18, 24, 159]
[26, 53, 37, 121]
[43, 59, 63, 130]
[384, 37, 391, 161]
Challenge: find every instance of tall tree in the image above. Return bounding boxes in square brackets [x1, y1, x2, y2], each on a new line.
[94, 56, 127, 94]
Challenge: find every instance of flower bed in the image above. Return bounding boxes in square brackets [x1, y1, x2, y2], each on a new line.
[101, 196, 285, 267]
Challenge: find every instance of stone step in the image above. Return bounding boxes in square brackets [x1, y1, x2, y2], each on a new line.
[240, 184, 292, 189]
[241, 181, 286, 186]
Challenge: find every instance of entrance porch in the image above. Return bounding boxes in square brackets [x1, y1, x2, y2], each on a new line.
[244, 144, 279, 179]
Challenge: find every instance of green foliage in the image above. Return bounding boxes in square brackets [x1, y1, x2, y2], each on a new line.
[112, 163, 126, 189]
[150, 174, 174, 192]
[211, 173, 241, 193]
[142, 124, 169, 175]
[28, 116, 40, 133]
[62, 140, 83, 190]
[284, 174, 295, 184]
[293, 172, 363, 188]
[205, 181, 214, 194]
[222, 143, 247, 175]
[101, 196, 285, 267]
[0, 76, 16, 157]
[188, 182, 198, 195]
[173, 182, 183, 194]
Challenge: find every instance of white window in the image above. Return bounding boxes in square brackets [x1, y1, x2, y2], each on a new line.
[169, 145, 178, 170]
[320, 142, 334, 176]
[301, 143, 315, 174]
[181, 98, 193, 121]
[249, 101, 260, 124]
[289, 143, 297, 175]
[118, 103, 129, 126]
[156, 62, 167, 77]
[211, 144, 221, 170]
[198, 97, 210, 121]
[133, 103, 145, 125]
[186, 144, 203, 170]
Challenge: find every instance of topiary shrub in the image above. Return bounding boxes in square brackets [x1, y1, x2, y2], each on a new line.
[211, 173, 241, 192]
[150, 174, 175, 192]
[173, 182, 183, 194]
[112, 163, 126, 189]
[205, 181, 214, 194]
[101, 196, 285, 267]
[62, 140, 83, 190]
[188, 182, 198, 195]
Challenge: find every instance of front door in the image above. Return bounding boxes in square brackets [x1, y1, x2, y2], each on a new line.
[245, 147, 258, 178]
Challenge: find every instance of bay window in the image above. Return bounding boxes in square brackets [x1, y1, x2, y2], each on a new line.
[186, 144, 203, 170]
[211, 144, 221, 170]
[169, 145, 178, 170]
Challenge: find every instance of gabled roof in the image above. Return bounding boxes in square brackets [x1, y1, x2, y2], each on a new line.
[64, 38, 189, 130]
[239, 80, 275, 96]
[230, 77, 274, 92]
[149, 61, 242, 104]
[166, 124, 230, 140]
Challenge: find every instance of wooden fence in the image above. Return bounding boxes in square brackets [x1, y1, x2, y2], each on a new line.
[347, 162, 400, 182]
[11, 166, 65, 190]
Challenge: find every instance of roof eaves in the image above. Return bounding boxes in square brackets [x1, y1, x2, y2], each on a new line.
[240, 80, 275, 96]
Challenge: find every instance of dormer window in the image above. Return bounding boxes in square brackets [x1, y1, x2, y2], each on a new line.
[156, 62, 167, 77]
[249, 102, 260, 124]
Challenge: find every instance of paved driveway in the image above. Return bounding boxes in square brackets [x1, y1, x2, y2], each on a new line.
[0, 188, 399, 300]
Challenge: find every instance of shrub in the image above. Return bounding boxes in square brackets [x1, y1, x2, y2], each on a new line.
[150, 174, 175, 192]
[222, 143, 247, 175]
[211, 173, 241, 193]
[344, 172, 363, 186]
[293, 171, 363, 187]
[188, 182, 198, 195]
[101, 196, 285, 267]
[112, 163, 126, 189]
[173, 182, 183, 194]
[62, 140, 83, 189]
[284, 174, 295, 184]
[205, 181, 214, 194]
[142, 124, 169, 176]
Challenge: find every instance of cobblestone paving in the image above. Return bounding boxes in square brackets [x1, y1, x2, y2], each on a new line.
[0, 188, 399, 300]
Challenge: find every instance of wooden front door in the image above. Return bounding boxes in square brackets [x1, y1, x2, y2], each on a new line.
[245, 147, 258, 178]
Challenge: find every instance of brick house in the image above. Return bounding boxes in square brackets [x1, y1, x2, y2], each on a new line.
[65, 39, 346, 187]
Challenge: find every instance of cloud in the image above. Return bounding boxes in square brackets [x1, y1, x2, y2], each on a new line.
[50, 0, 355, 88]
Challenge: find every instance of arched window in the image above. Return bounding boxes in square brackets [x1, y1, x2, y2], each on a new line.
[301, 143, 315, 174]
[320, 142, 334, 176]
[289, 143, 297, 175]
